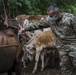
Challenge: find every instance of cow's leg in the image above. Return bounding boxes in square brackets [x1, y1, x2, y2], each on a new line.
[52, 50, 55, 67]
[32, 48, 40, 73]
[23, 61, 26, 68]
[15, 62, 22, 75]
[44, 55, 50, 67]
[44, 49, 51, 67]
[15, 67, 21, 75]
[40, 51, 45, 71]
[7, 71, 12, 75]
[22, 57, 26, 68]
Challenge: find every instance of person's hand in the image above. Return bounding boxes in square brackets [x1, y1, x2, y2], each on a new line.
[18, 28, 25, 35]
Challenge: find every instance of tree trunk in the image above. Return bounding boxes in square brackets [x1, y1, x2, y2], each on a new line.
[3, 0, 8, 26]
[3, 0, 8, 15]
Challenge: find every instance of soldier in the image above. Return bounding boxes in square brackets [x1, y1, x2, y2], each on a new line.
[20, 5, 76, 75]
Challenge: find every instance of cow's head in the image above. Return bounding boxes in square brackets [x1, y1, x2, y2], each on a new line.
[23, 45, 35, 61]
[15, 15, 29, 34]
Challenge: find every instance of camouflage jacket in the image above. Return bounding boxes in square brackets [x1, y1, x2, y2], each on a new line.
[25, 12, 76, 45]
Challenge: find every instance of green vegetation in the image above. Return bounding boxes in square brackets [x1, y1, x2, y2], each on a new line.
[0, 0, 76, 18]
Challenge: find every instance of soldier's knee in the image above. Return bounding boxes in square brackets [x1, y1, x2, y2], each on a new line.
[59, 51, 67, 57]
[73, 58, 76, 67]
[60, 55, 69, 66]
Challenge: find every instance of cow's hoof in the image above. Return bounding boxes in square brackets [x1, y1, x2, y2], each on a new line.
[32, 70, 36, 73]
[24, 66, 26, 68]
[41, 68, 44, 72]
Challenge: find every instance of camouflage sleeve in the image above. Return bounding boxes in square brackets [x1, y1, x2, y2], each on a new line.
[25, 18, 50, 31]
[71, 16, 76, 35]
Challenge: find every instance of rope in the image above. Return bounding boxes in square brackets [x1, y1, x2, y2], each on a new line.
[0, 44, 19, 48]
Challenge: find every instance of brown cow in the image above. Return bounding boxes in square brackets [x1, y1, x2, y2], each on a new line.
[23, 30, 56, 73]
[0, 28, 23, 75]
[15, 14, 47, 28]
[0, 17, 23, 75]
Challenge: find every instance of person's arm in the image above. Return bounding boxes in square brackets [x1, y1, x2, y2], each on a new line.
[25, 18, 50, 31]
[71, 16, 76, 35]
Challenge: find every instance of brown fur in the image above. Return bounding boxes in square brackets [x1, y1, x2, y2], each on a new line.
[23, 30, 56, 73]
[34, 30, 56, 48]
[0, 29, 23, 75]
[15, 14, 47, 26]
[3, 29, 16, 37]
[32, 30, 56, 73]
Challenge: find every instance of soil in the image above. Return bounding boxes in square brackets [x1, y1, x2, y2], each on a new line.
[1, 60, 76, 75]
[0, 50, 76, 75]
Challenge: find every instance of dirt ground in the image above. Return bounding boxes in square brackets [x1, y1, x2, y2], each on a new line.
[1, 68, 76, 75]
[21, 61, 76, 75]
[0, 51, 76, 75]
[1, 61, 76, 75]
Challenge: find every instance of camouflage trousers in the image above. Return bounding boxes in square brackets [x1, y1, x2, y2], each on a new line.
[59, 43, 76, 75]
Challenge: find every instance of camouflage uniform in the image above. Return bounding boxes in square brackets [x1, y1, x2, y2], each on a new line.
[25, 12, 76, 75]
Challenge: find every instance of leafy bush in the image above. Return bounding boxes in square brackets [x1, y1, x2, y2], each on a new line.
[0, 0, 76, 17]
